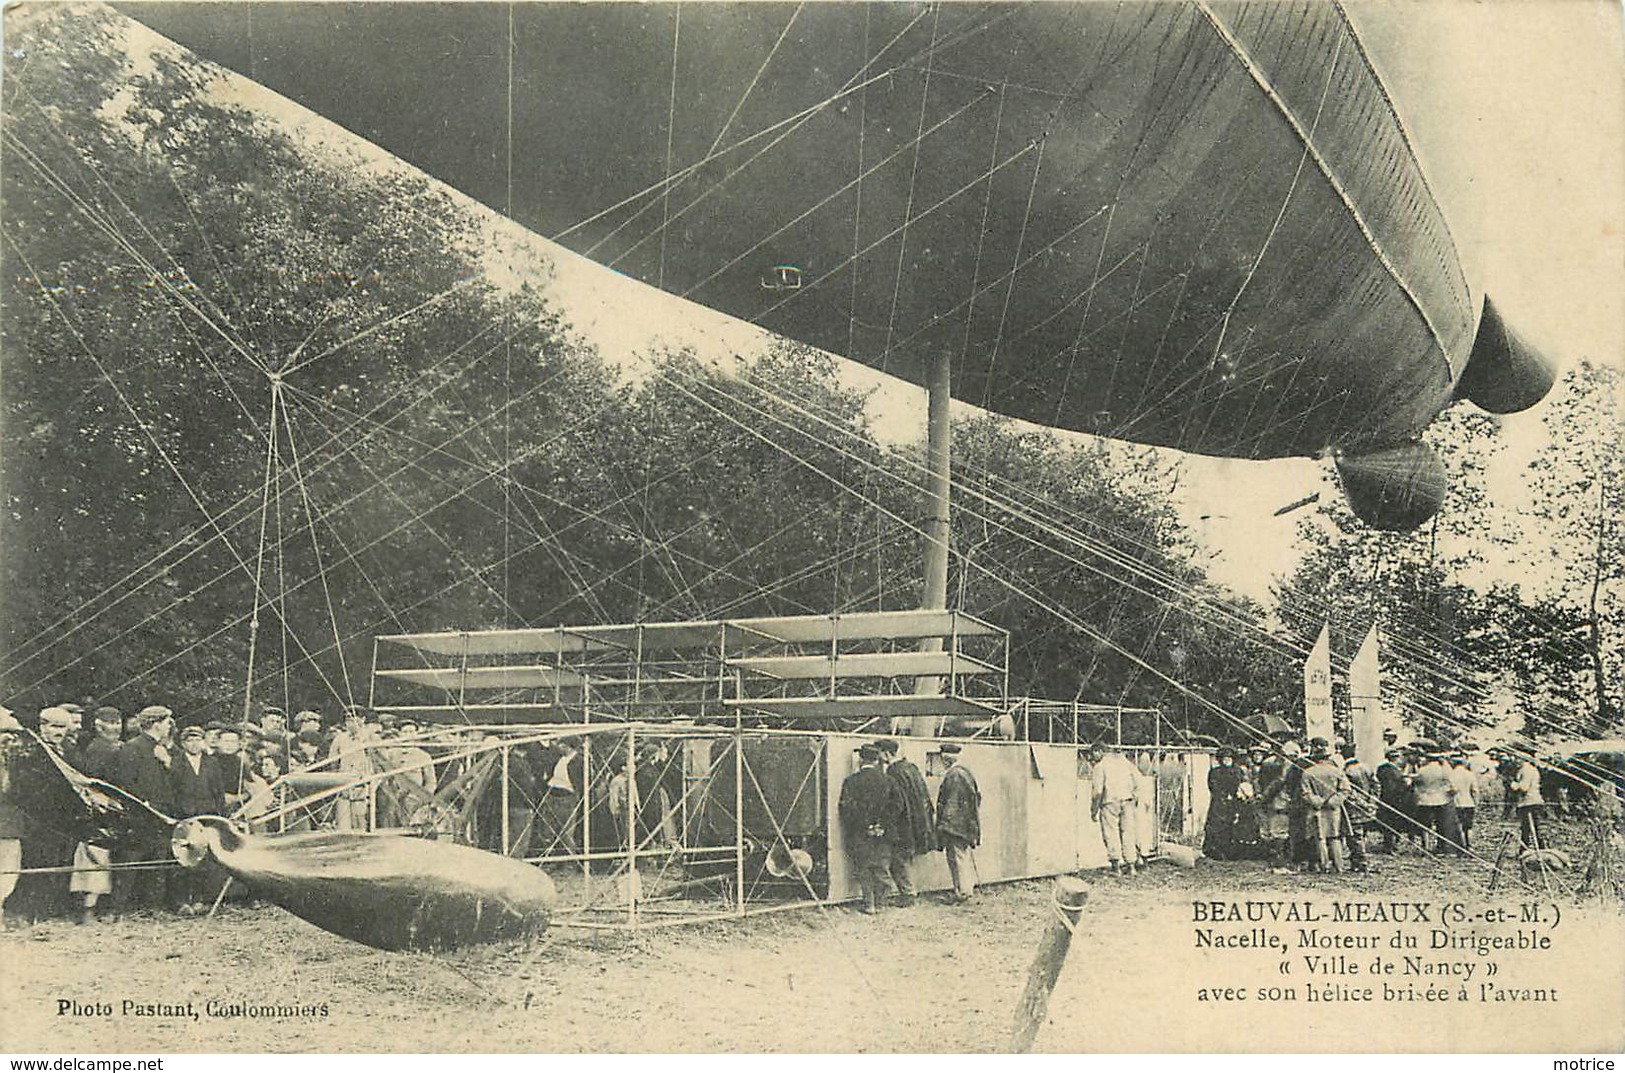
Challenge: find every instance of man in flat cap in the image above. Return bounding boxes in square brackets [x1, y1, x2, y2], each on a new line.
[211, 724, 252, 814]
[258, 706, 294, 758]
[170, 724, 226, 914]
[875, 739, 934, 904]
[837, 743, 903, 914]
[1340, 754, 1375, 872]
[10, 707, 82, 922]
[935, 742, 981, 903]
[329, 707, 378, 830]
[1505, 747, 1546, 850]
[1375, 746, 1409, 853]
[69, 706, 125, 923]
[1412, 748, 1463, 855]
[115, 705, 176, 912]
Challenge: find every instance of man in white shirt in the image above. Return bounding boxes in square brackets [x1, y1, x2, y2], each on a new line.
[538, 738, 583, 857]
[1090, 743, 1139, 875]
[1447, 751, 1477, 851]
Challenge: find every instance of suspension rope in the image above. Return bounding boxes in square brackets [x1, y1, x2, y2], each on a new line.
[242, 380, 282, 720]
[277, 395, 357, 708]
[881, 2, 942, 361]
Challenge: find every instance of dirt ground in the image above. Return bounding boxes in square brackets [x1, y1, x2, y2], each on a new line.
[2, 813, 1621, 1054]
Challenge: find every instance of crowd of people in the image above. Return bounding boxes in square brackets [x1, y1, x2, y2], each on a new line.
[1201, 729, 1552, 872]
[837, 739, 981, 914]
[1, 693, 1589, 933]
[0, 699, 452, 928]
[835, 739, 1182, 914]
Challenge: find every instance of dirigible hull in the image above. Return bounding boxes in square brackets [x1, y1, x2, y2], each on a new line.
[123, 2, 1546, 465]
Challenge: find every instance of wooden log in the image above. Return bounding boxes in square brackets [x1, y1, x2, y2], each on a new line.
[1008, 876, 1090, 1053]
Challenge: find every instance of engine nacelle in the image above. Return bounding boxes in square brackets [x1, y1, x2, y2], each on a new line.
[1335, 442, 1448, 532]
[1457, 295, 1555, 414]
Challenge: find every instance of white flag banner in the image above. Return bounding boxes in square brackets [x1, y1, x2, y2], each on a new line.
[1303, 623, 1333, 744]
[1350, 624, 1382, 767]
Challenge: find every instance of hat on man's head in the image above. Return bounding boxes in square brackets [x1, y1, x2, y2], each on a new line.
[295, 709, 322, 726]
[857, 743, 882, 761]
[135, 705, 173, 729]
[1384, 747, 1402, 759]
[261, 706, 286, 718]
[179, 725, 205, 741]
[875, 739, 900, 756]
[204, 720, 227, 733]
[296, 728, 324, 746]
[1217, 745, 1237, 760]
[939, 742, 963, 755]
[94, 706, 122, 724]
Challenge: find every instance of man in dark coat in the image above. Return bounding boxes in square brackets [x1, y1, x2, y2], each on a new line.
[114, 705, 177, 912]
[11, 707, 83, 923]
[170, 724, 227, 913]
[934, 742, 981, 903]
[1374, 747, 1409, 853]
[170, 725, 225, 817]
[210, 725, 252, 814]
[876, 739, 934, 904]
[1255, 744, 1292, 866]
[1282, 740, 1312, 867]
[837, 743, 902, 915]
[634, 741, 677, 850]
[69, 707, 125, 923]
[1204, 747, 1245, 861]
[0, 707, 27, 929]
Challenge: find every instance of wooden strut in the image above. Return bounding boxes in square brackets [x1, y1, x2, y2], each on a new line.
[1008, 875, 1090, 1054]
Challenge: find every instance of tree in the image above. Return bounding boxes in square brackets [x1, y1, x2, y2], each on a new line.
[1, 4, 1286, 746]
[1, 6, 577, 714]
[1524, 359, 1623, 734]
[1275, 406, 1513, 739]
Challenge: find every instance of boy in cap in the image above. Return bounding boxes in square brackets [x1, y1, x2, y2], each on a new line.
[170, 724, 227, 914]
[212, 725, 252, 814]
